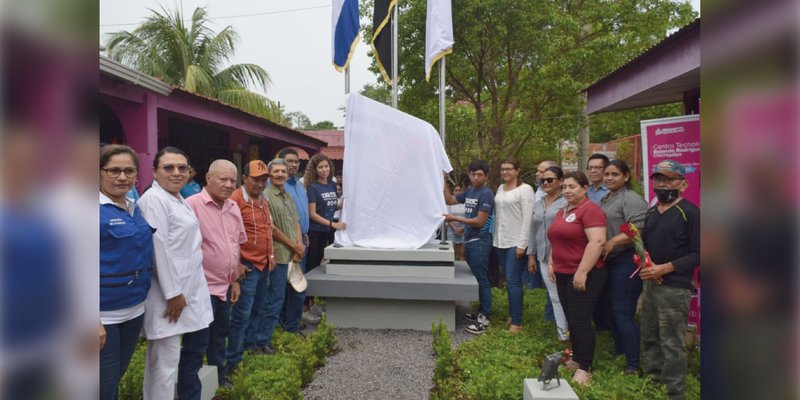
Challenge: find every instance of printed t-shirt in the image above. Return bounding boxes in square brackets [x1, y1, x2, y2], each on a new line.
[456, 185, 495, 242]
[307, 180, 338, 232]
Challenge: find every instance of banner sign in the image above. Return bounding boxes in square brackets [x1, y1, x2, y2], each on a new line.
[640, 115, 701, 206]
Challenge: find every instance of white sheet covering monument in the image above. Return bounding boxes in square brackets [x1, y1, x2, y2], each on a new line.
[334, 93, 453, 249]
[307, 93, 476, 331]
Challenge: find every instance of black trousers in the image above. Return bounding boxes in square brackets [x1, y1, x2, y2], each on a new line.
[307, 230, 332, 273]
[555, 267, 608, 371]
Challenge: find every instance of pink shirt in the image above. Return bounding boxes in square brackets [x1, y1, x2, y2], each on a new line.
[187, 188, 247, 301]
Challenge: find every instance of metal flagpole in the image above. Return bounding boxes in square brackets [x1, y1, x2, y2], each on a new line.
[391, 2, 399, 108]
[345, 67, 350, 94]
[439, 57, 446, 144]
[439, 56, 447, 242]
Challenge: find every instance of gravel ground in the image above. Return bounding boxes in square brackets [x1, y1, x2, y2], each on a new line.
[302, 301, 478, 400]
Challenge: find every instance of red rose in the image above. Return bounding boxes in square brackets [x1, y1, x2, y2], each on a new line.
[620, 223, 635, 238]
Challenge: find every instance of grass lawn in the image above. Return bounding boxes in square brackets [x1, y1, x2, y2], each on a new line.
[432, 288, 700, 399]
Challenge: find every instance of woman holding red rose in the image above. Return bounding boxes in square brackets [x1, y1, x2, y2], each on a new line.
[599, 159, 648, 375]
[546, 171, 607, 386]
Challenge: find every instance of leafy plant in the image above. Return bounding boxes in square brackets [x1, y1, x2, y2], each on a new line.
[118, 318, 338, 400]
[118, 340, 146, 400]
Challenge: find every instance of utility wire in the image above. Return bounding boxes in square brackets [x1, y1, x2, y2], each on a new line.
[100, 4, 331, 27]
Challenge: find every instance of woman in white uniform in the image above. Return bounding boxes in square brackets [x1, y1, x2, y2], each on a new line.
[138, 147, 213, 400]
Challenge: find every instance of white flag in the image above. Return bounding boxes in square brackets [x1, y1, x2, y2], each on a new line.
[425, 0, 454, 81]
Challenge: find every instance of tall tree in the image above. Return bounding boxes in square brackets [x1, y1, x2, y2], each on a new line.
[105, 6, 285, 123]
[285, 111, 312, 129]
[363, 0, 695, 184]
[308, 121, 337, 130]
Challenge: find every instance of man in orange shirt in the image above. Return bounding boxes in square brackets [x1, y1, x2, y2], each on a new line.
[223, 160, 276, 385]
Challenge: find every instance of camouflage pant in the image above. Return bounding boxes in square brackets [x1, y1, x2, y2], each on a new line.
[641, 281, 692, 400]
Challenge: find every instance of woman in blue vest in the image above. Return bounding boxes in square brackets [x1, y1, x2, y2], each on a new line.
[99, 145, 154, 400]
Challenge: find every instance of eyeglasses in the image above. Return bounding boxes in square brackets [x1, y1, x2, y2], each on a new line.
[161, 164, 190, 174]
[539, 177, 558, 184]
[284, 159, 299, 165]
[650, 176, 683, 184]
[101, 168, 138, 178]
[500, 167, 515, 172]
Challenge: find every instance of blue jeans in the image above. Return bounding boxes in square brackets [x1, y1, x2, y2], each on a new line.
[177, 327, 209, 400]
[264, 263, 289, 343]
[465, 235, 492, 318]
[207, 293, 230, 385]
[497, 247, 526, 325]
[281, 237, 308, 332]
[99, 314, 144, 400]
[607, 249, 643, 369]
[522, 266, 544, 289]
[226, 260, 269, 372]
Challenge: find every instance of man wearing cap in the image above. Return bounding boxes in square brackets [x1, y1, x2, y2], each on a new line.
[185, 160, 247, 387]
[224, 160, 276, 383]
[639, 159, 700, 400]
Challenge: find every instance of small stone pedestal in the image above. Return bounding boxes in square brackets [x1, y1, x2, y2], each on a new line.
[523, 378, 579, 400]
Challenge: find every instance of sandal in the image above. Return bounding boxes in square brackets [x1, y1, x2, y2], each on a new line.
[508, 324, 523, 333]
[573, 369, 592, 386]
[564, 359, 580, 371]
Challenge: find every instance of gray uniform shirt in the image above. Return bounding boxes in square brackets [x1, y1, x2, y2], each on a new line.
[599, 187, 648, 260]
[526, 193, 568, 265]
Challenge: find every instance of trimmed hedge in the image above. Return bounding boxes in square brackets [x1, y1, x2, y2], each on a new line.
[119, 315, 337, 400]
[430, 288, 700, 399]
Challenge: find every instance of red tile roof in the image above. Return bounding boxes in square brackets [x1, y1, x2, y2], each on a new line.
[300, 130, 345, 160]
[301, 130, 344, 146]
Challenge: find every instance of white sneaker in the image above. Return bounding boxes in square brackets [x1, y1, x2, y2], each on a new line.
[465, 313, 489, 334]
[302, 310, 322, 325]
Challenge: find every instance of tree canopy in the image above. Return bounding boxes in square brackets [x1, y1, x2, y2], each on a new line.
[106, 6, 286, 123]
[361, 0, 696, 183]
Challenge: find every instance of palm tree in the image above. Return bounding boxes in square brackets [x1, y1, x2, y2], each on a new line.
[106, 6, 285, 123]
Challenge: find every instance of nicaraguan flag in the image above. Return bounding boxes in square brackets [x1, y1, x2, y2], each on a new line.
[332, 0, 359, 71]
[425, 0, 454, 81]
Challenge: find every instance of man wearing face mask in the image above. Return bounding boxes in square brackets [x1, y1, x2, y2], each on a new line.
[639, 159, 700, 400]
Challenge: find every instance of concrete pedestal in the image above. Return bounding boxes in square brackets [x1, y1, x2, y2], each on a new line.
[326, 298, 456, 330]
[305, 243, 476, 331]
[523, 378, 578, 400]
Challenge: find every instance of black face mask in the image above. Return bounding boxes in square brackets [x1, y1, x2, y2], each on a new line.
[653, 188, 680, 204]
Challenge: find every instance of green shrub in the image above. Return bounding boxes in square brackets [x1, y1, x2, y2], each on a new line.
[118, 340, 146, 400]
[430, 321, 467, 399]
[217, 353, 303, 400]
[117, 318, 338, 400]
[431, 321, 454, 382]
[310, 313, 337, 365]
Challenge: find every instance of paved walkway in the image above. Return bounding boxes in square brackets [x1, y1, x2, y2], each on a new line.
[302, 302, 476, 400]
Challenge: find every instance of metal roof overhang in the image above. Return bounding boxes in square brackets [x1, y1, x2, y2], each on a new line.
[584, 19, 700, 115]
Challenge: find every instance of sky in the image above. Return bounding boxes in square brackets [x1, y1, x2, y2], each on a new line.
[100, 0, 700, 128]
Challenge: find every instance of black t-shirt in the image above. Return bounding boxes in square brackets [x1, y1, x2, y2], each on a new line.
[642, 199, 700, 289]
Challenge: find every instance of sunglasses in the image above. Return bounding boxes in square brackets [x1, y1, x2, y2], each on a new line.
[161, 164, 190, 174]
[539, 177, 558, 184]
